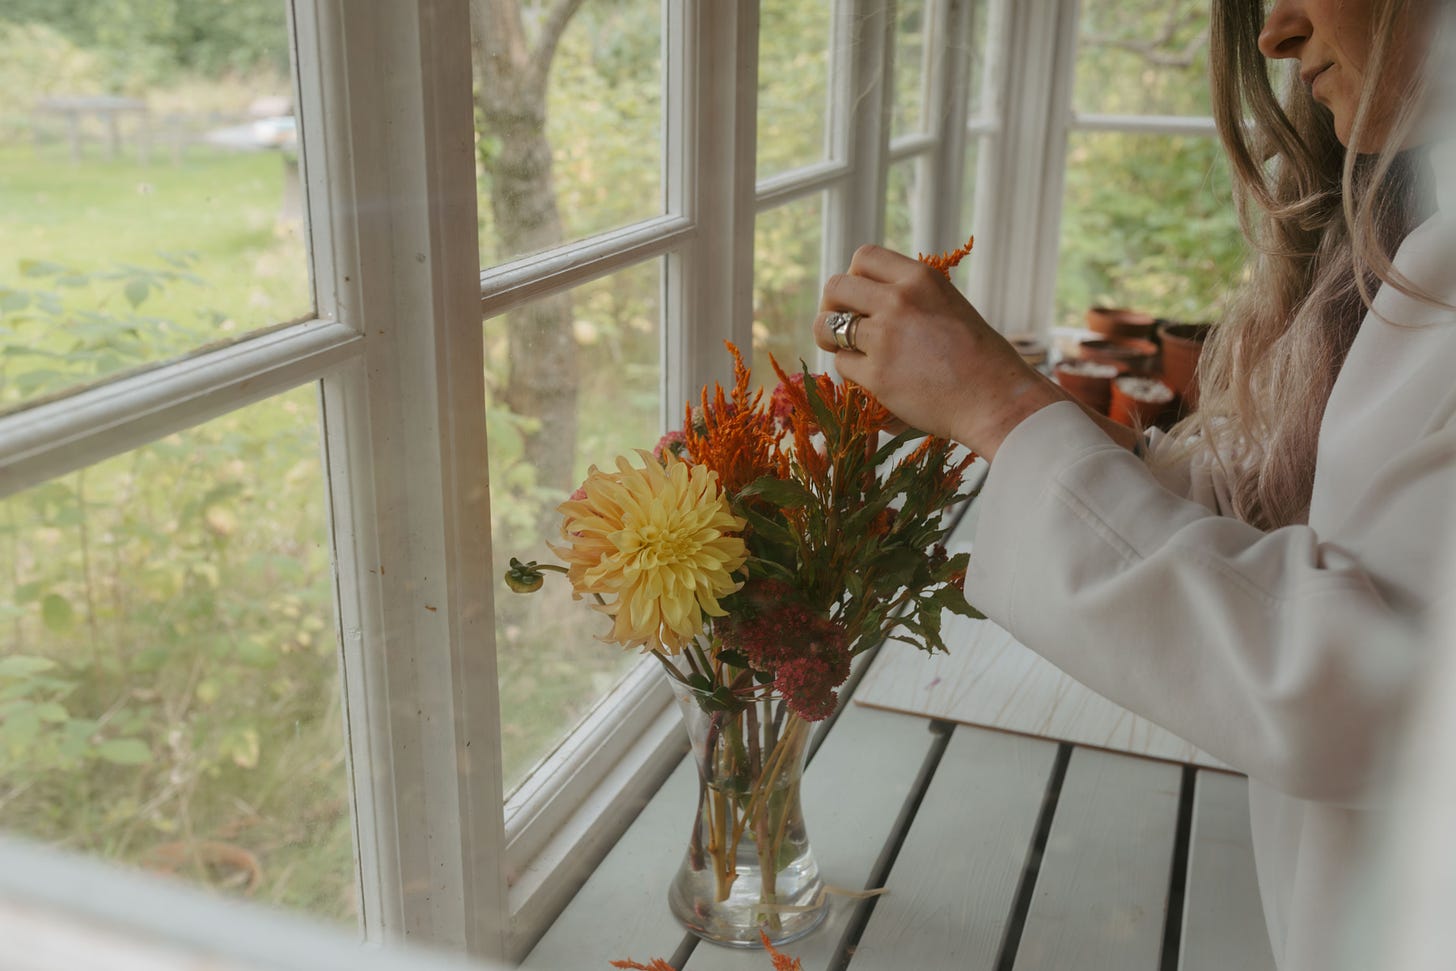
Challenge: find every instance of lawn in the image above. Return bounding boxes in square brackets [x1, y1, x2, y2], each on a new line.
[0, 142, 311, 407]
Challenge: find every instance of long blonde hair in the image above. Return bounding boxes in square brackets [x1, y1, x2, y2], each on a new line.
[1165, 0, 1435, 529]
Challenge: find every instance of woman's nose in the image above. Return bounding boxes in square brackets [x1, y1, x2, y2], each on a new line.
[1258, 0, 1312, 60]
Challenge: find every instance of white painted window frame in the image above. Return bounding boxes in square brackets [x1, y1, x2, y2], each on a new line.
[966, 0, 1219, 336]
[0, 0, 987, 964]
[1, 0, 510, 961]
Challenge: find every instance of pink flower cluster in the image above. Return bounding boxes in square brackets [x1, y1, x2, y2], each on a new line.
[721, 580, 851, 721]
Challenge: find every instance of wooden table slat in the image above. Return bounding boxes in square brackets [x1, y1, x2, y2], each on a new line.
[847, 726, 1061, 971]
[683, 704, 941, 970]
[1178, 771, 1277, 971]
[1013, 747, 1182, 971]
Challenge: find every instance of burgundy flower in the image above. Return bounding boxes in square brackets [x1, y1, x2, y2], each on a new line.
[653, 429, 689, 462]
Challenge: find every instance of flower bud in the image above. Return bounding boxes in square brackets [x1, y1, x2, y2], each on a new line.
[505, 559, 545, 594]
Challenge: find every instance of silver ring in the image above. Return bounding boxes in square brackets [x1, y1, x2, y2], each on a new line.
[828, 311, 863, 351]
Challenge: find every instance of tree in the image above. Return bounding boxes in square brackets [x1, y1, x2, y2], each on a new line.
[470, 0, 586, 501]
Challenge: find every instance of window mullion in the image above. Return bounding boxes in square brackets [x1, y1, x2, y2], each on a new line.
[305, 0, 505, 960]
[826, 0, 895, 269]
[973, 0, 1079, 336]
[0, 320, 358, 499]
[664, 0, 759, 417]
[918, 0, 974, 255]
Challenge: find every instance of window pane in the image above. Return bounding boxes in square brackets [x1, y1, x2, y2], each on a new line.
[1073, 0, 1212, 116]
[473, 1, 664, 268]
[753, 194, 824, 384]
[0, 386, 353, 922]
[884, 156, 925, 256]
[891, 0, 930, 140]
[757, 0, 832, 180]
[485, 260, 661, 788]
[957, 136, 982, 291]
[1056, 133, 1241, 329]
[967, 0, 992, 121]
[0, 6, 310, 415]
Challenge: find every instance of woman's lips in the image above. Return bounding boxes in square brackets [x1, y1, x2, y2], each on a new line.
[1303, 63, 1333, 98]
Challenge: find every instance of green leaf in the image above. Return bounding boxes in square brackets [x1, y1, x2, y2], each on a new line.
[0, 655, 57, 678]
[96, 738, 152, 765]
[0, 289, 29, 313]
[716, 649, 750, 669]
[745, 556, 798, 583]
[19, 259, 68, 278]
[871, 427, 921, 466]
[34, 702, 69, 723]
[799, 363, 839, 442]
[740, 506, 797, 549]
[2, 708, 40, 747]
[41, 593, 76, 632]
[124, 278, 150, 308]
[737, 476, 814, 509]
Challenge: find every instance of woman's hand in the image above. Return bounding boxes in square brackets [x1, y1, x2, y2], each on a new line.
[813, 244, 1067, 461]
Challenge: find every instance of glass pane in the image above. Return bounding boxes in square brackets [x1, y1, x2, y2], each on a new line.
[1056, 133, 1242, 329]
[0, 386, 353, 922]
[957, 136, 982, 290]
[967, 0, 992, 120]
[473, 0, 664, 268]
[0, 5, 311, 415]
[757, 0, 832, 179]
[485, 260, 661, 788]
[753, 194, 824, 385]
[884, 156, 925, 256]
[891, 0, 931, 139]
[1073, 0, 1213, 116]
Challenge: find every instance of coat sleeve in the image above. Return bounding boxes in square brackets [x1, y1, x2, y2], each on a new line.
[964, 400, 1454, 805]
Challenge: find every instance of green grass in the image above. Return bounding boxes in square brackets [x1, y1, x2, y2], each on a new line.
[0, 142, 311, 406]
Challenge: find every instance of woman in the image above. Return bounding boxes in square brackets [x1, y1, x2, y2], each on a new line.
[815, 1, 1452, 968]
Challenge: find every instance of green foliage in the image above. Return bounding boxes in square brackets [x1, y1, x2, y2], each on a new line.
[1055, 0, 1243, 326]
[0, 0, 288, 86]
[1055, 130, 1243, 328]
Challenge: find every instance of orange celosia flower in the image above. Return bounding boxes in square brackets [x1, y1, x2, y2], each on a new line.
[918, 233, 975, 279]
[760, 930, 805, 970]
[682, 343, 789, 494]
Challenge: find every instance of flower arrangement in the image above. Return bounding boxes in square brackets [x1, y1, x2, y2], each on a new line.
[509, 236, 981, 946]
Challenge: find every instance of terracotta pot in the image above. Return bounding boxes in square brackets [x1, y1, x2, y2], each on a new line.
[1158, 321, 1213, 410]
[1110, 376, 1177, 428]
[1054, 360, 1118, 415]
[1085, 306, 1157, 340]
[1008, 333, 1048, 367]
[1078, 337, 1159, 376]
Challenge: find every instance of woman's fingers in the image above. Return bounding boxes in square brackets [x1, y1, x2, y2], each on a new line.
[847, 243, 924, 284]
[819, 271, 881, 314]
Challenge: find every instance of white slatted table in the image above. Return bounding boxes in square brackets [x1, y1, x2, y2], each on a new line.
[523, 645, 1277, 971]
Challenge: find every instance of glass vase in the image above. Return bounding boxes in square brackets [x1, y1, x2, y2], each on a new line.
[666, 678, 827, 948]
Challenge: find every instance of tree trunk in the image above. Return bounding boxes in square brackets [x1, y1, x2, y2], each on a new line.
[471, 0, 583, 499]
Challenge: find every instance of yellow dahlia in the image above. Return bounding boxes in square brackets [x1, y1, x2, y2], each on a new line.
[553, 450, 748, 653]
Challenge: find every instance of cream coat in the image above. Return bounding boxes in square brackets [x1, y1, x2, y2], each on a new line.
[965, 175, 1456, 969]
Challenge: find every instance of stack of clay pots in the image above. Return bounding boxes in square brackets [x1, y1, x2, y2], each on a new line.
[1052, 306, 1212, 429]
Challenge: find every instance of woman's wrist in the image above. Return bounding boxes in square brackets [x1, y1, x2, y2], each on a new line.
[966, 377, 1067, 462]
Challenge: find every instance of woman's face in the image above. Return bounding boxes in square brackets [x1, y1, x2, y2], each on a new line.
[1257, 0, 1427, 149]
